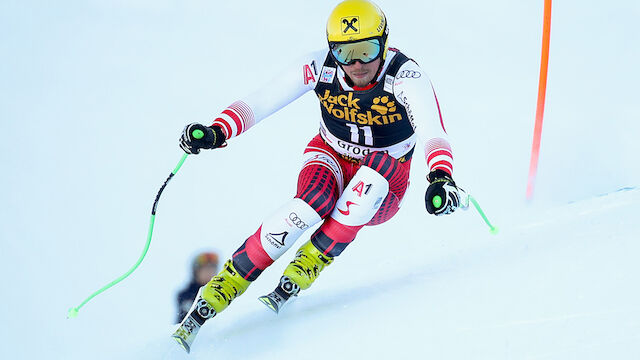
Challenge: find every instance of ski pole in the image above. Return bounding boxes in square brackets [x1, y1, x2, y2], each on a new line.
[432, 189, 499, 234]
[68, 131, 204, 319]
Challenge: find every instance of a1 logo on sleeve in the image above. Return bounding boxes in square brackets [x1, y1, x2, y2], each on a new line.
[303, 60, 318, 85]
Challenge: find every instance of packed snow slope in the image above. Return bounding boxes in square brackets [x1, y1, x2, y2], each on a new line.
[1, 0, 638, 359]
[38, 187, 640, 360]
[159, 188, 640, 360]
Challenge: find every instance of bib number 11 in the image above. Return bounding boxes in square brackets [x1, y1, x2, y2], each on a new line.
[346, 124, 374, 146]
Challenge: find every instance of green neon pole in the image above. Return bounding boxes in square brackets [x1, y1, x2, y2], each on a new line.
[432, 191, 498, 235]
[68, 152, 191, 319]
[468, 195, 499, 234]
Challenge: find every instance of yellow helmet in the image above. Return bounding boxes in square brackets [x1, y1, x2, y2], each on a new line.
[326, 0, 389, 64]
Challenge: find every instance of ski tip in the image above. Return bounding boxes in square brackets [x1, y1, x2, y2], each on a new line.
[172, 335, 191, 354]
[258, 295, 280, 314]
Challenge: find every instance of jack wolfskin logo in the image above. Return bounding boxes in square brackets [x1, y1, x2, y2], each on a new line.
[317, 90, 403, 126]
[341, 17, 359, 34]
[371, 96, 396, 115]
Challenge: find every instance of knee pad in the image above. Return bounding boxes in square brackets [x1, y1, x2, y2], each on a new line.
[329, 165, 389, 226]
[259, 198, 322, 260]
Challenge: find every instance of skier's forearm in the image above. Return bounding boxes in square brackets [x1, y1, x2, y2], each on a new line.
[211, 49, 327, 140]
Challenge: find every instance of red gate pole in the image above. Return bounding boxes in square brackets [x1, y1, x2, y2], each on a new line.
[526, 0, 553, 200]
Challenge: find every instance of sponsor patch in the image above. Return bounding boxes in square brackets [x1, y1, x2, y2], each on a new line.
[287, 212, 309, 230]
[320, 66, 337, 84]
[396, 70, 421, 79]
[341, 16, 360, 34]
[384, 75, 394, 93]
[317, 90, 403, 126]
[265, 231, 288, 248]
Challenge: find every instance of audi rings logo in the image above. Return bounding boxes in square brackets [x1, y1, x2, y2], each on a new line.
[288, 213, 309, 230]
[397, 70, 421, 79]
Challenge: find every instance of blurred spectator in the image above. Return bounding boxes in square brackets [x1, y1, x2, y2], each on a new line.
[175, 251, 220, 323]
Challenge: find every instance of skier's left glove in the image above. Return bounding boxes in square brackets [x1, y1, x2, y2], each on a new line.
[179, 123, 226, 154]
[425, 169, 460, 216]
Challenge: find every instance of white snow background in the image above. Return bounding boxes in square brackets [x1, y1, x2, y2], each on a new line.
[1, 0, 639, 359]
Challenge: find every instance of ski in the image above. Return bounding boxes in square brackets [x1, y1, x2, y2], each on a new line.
[172, 289, 216, 353]
[258, 276, 300, 314]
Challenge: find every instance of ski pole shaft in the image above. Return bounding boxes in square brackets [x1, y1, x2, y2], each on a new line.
[68, 152, 190, 319]
[467, 194, 499, 234]
[434, 190, 498, 234]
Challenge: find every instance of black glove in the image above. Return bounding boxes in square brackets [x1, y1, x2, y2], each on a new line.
[425, 169, 460, 216]
[179, 123, 226, 154]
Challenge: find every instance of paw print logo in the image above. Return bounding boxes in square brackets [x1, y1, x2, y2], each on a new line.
[371, 96, 396, 115]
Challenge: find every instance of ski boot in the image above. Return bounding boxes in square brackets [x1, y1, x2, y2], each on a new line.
[259, 240, 333, 313]
[172, 259, 250, 353]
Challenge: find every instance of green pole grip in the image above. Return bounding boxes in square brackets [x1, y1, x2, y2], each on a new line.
[432, 195, 443, 208]
[192, 129, 204, 139]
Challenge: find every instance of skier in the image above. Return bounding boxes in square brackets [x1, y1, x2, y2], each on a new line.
[173, 0, 461, 352]
[175, 252, 219, 323]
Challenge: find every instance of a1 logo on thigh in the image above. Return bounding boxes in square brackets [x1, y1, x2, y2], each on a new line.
[351, 180, 372, 197]
[331, 166, 389, 226]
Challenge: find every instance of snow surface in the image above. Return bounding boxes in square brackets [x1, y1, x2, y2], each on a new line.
[1, 1, 639, 359]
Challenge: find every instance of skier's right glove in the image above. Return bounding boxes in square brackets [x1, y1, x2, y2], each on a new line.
[179, 123, 227, 154]
[425, 169, 460, 216]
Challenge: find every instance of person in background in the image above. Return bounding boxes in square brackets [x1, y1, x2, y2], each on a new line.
[175, 252, 220, 323]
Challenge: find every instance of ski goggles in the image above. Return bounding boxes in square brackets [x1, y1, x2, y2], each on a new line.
[329, 38, 382, 65]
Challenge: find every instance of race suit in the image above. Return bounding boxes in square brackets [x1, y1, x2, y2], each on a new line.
[209, 48, 454, 281]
